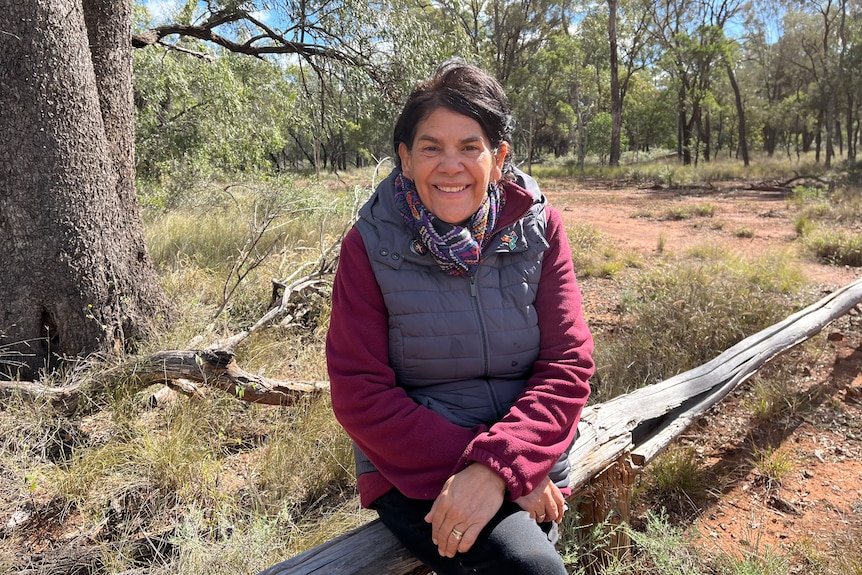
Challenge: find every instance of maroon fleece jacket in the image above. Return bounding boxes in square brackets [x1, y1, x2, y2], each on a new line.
[326, 182, 594, 508]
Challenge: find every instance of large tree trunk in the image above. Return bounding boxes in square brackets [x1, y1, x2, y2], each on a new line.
[0, 0, 170, 380]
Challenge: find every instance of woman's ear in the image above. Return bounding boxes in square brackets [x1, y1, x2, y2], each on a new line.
[492, 142, 509, 181]
[398, 142, 413, 179]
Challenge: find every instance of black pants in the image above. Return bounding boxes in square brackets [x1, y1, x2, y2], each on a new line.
[372, 489, 568, 575]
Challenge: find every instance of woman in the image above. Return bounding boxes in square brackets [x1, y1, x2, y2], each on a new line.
[326, 60, 594, 574]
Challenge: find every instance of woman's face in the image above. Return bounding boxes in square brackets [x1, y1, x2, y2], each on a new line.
[398, 107, 508, 225]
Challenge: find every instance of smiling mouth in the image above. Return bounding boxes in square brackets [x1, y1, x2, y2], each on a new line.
[435, 185, 469, 193]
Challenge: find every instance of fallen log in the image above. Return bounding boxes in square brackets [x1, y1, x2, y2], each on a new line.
[0, 349, 329, 415]
[747, 174, 832, 194]
[258, 276, 862, 575]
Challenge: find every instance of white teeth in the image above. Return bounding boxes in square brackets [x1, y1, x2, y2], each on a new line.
[437, 186, 465, 193]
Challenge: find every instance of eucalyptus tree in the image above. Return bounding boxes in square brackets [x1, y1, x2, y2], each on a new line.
[507, 33, 584, 171]
[433, 0, 575, 84]
[575, 7, 613, 165]
[743, 13, 814, 158]
[0, 0, 455, 380]
[622, 71, 677, 154]
[607, 0, 654, 165]
[134, 45, 302, 188]
[792, 0, 844, 167]
[836, 0, 861, 161]
[646, 0, 746, 164]
[773, 6, 843, 165]
[1, 0, 171, 380]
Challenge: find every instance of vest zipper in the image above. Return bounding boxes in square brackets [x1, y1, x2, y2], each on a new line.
[469, 275, 491, 376]
[470, 273, 505, 417]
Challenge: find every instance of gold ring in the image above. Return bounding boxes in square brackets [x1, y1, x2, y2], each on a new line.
[537, 513, 546, 520]
[451, 528, 463, 540]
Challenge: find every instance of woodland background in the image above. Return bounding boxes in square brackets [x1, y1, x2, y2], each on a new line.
[1, 0, 861, 573]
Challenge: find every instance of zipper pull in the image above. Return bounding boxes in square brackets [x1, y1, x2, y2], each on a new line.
[470, 276, 477, 297]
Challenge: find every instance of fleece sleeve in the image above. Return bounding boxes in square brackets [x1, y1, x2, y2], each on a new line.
[457, 206, 595, 500]
[326, 227, 482, 501]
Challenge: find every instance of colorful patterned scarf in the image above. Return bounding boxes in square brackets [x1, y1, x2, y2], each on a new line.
[393, 172, 505, 277]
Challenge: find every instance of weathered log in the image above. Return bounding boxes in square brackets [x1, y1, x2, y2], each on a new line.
[16, 541, 104, 575]
[579, 275, 862, 470]
[747, 174, 832, 194]
[0, 349, 329, 415]
[258, 520, 430, 575]
[15, 529, 175, 575]
[258, 276, 862, 575]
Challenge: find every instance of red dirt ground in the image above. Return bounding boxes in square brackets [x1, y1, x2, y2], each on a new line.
[548, 179, 862, 570]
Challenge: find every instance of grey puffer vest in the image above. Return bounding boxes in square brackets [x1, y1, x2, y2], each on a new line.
[353, 169, 572, 490]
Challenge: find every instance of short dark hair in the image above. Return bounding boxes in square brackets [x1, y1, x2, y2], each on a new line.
[393, 60, 514, 173]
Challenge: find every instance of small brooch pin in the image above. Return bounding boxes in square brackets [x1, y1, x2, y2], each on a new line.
[411, 240, 428, 255]
[500, 233, 518, 250]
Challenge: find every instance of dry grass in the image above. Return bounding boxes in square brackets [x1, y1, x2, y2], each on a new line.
[2, 162, 858, 575]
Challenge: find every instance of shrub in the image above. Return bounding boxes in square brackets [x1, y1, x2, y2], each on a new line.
[802, 227, 862, 266]
[592, 250, 802, 399]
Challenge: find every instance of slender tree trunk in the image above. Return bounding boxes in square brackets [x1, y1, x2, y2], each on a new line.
[574, 85, 586, 172]
[677, 91, 687, 164]
[815, 109, 823, 163]
[608, 0, 622, 167]
[724, 58, 749, 167]
[846, 95, 855, 161]
[701, 112, 710, 164]
[825, 92, 835, 168]
[0, 0, 169, 380]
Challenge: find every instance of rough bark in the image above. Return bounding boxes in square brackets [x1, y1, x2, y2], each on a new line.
[0, 0, 170, 380]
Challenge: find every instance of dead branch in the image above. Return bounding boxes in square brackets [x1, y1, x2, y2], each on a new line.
[0, 349, 329, 415]
[212, 241, 340, 352]
[748, 174, 832, 193]
[208, 178, 366, 352]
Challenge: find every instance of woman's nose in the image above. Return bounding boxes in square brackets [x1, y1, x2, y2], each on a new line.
[438, 150, 463, 173]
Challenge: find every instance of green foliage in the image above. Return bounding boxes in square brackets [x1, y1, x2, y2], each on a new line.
[790, 182, 862, 267]
[586, 113, 613, 164]
[586, 112, 629, 166]
[802, 227, 862, 266]
[642, 447, 710, 507]
[134, 47, 299, 188]
[627, 510, 707, 574]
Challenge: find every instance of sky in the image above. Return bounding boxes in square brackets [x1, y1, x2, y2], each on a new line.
[141, 0, 183, 24]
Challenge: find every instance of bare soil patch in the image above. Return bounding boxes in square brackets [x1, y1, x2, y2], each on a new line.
[550, 179, 862, 570]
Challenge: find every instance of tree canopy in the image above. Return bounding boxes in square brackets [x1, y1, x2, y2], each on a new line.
[131, 0, 862, 179]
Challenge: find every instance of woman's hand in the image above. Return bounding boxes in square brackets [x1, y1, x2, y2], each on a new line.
[514, 475, 565, 524]
[424, 463, 505, 557]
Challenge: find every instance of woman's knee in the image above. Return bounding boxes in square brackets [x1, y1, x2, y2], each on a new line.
[463, 510, 566, 575]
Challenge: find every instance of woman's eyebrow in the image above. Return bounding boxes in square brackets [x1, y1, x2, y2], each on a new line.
[415, 134, 485, 144]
